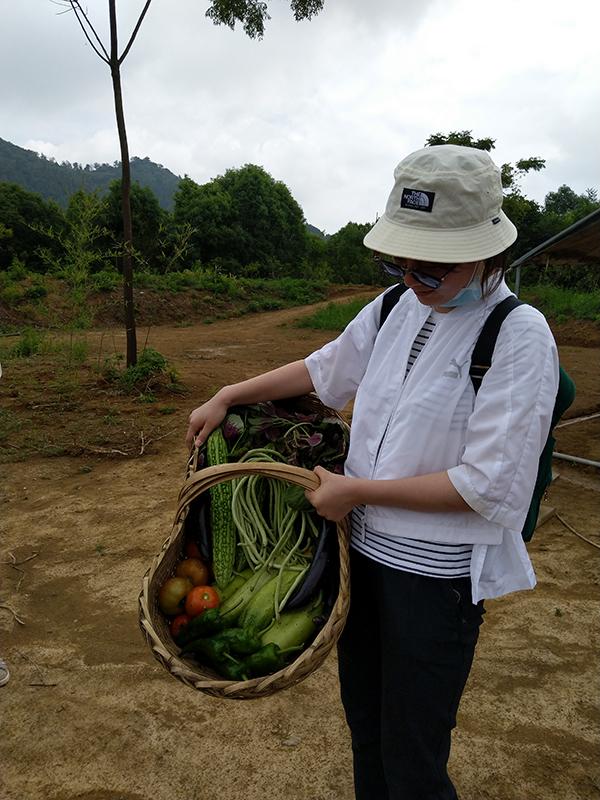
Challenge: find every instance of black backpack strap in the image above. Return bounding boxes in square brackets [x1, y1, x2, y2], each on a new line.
[378, 284, 407, 329]
[470, 295, 523, 393]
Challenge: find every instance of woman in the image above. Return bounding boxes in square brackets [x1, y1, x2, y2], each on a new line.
[185, 145, 559, 799]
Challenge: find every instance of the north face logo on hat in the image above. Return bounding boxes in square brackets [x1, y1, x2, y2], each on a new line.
[400, 188, 435, 212]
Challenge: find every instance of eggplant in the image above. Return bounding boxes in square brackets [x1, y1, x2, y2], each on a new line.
[185, 493, 212, 561]
[287, 519, 332, 609]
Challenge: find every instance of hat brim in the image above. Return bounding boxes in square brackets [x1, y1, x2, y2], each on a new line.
[363, 210, 517, 263]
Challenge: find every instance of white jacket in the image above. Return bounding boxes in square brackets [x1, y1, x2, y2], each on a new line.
[305, 281, 559, 602]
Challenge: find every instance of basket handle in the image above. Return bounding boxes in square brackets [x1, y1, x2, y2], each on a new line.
[176, 461, 320, 519]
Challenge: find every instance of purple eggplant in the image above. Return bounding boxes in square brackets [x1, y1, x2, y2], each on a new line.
[287, 519, 332, 609]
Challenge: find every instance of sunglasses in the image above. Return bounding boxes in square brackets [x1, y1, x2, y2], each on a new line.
[375, 257, 457, 290]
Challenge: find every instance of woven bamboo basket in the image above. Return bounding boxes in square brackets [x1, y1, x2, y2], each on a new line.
[139, 460, 350, 699]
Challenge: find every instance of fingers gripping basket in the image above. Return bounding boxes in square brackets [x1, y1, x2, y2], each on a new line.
[138, 461, 350, 700]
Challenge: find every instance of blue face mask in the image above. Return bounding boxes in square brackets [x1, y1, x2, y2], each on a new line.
[439, 276, 483, 308]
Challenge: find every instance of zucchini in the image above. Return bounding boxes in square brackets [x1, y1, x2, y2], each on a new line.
[207, 428, 236, 588]
[260, 598, 324, 651]
[239, 570, 301, 632]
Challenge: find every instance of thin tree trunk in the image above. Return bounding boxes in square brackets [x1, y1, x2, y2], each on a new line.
[109, 0, 137, 367]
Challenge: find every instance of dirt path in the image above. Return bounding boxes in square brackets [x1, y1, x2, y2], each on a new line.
[1, 299, 599, 800]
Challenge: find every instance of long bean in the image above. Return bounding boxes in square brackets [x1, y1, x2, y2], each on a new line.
[230, 454, 323, 615]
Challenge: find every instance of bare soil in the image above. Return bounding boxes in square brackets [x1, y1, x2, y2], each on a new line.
[1, 297, 599, 800]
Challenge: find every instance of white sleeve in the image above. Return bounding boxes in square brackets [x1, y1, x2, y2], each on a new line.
[304, 292, 386, 410]
[447, 306, 559, 532]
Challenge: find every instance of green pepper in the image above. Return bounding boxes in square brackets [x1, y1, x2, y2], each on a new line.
[175, 608, 227, 647]
[180, 636, 229, 667]
[219, 661, 248, 681]
[241, 643, 284, 677]
[210, 627, 263, 656]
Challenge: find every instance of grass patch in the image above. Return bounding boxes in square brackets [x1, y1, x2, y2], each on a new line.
[296, 297, 373, 331]
[296, 285, 600, 332]
[520, 285, 600, 322]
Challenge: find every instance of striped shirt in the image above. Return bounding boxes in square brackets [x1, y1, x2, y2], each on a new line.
[351, 312, 473, 578]
[404, 314, 436, 378]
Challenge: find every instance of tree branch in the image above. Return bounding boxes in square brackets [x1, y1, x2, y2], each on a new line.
[68, 1, 110, 64]
[119, 0, 153, 64]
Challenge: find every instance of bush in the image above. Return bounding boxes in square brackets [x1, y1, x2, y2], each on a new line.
[0, 284, 24, 307]
[7, 257, 28, 281]
[90, 270, 120, 293]
[102, 347, 183, 395]
[10, 327, 45, 357]
[23, 282, 48, 300]
[247, 298, 285, 312]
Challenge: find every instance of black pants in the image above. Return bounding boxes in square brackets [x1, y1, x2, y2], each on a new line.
[337, 548, 485, 800]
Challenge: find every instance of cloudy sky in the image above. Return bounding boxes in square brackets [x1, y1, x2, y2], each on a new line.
[2, 0, 599, 233]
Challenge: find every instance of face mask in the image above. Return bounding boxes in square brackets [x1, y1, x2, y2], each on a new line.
[439, 267, 483, 308]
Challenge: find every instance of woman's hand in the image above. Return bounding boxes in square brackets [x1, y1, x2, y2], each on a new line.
[185, 392, 229, 450]
[304, 466, 356, 522]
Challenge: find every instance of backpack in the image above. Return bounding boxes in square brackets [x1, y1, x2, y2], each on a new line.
[379, 287, 576, 542]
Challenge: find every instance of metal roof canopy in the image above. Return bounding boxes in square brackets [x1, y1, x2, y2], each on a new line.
[509, 207, 600, 471]
[510, 207, 600, 294]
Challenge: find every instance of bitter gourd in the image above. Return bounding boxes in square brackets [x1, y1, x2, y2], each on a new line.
[207, 428, 236, 588]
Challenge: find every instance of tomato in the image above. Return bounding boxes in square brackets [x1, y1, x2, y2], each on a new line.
[185, 585, 220, 618]
[185, 540, 202, 559]
[158, 576, 193, 616]
[175, 557, 210, 587]
[170, 614, 191, 638]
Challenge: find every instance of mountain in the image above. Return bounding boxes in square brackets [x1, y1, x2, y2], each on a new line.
[0, 138, 325, 231]
[306, 223, 327, 239]
[0, 138, 182, 210]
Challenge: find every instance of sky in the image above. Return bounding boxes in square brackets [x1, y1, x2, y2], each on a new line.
[2, 0, 599, 234]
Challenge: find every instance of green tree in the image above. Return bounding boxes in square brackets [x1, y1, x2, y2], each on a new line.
[100, 180, 165, 272]
[174, 166, 308, 276]
[0, 183, 66, 272]
[303, 231, 330, 280]
[217, 164, 307, 275]
[60, 0, 325, 365]
[174, 176, 235, 266]
[426, 130, 496, 152]
[326, 222, 381, 284]
[544, 184, 599, 224]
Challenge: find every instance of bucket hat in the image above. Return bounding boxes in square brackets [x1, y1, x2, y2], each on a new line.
[363, 145, 517, 263]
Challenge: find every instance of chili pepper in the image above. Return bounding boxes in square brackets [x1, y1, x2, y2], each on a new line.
[241, 643, 284, 677]
[210, 627, 263, 656]
[174, 608, 226, 647]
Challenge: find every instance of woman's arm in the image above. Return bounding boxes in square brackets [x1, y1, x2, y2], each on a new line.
[306, 467, 471, 521]
[185, 359, 314, 449]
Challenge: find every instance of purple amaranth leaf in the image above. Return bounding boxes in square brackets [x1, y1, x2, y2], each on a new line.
[296, 432, 323, 448]
[293, 412, 318, 423]
[222, 413, 244, 440]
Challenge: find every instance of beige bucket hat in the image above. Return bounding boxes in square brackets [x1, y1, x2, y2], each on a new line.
[363, 144, 517, 263]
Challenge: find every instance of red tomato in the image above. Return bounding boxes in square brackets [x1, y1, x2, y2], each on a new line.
[175, 558, 210, 587]
[170, 614, 191, 638]
[185, 540, 202, 559]
[185, 585, 220, 618]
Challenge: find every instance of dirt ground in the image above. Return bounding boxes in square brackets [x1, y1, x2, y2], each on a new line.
[1, 297, 599, 800]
